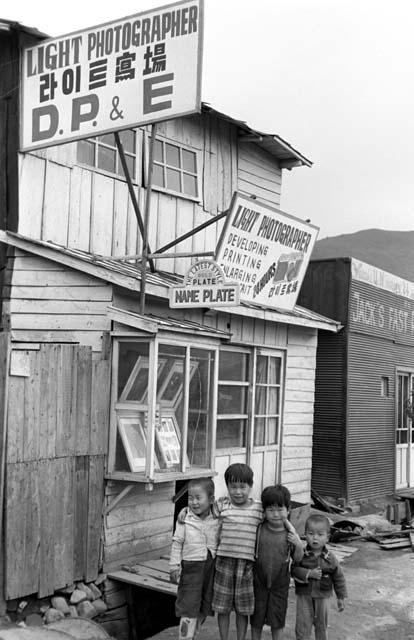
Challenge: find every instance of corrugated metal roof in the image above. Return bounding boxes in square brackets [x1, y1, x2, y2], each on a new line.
[0, 231, 339, 332]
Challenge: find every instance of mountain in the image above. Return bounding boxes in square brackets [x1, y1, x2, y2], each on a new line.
[311, 229, 414, 282]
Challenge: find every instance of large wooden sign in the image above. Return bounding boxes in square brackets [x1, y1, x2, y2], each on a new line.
[20, 0, 203, 151]
[215, 193, 319, 312]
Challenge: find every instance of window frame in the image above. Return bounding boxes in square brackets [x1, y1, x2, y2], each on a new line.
[76, 129, 139, 183]
[144, 132, 202, 203]
[108, 334, 219, 483]
[251, 348, 284, 452]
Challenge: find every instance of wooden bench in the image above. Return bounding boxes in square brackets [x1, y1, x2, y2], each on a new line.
[108, 558, 177, 596]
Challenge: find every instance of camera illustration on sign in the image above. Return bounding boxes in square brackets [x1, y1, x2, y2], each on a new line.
[169, 259, 240, 308]
[215, 192, 319, 312]
[20, 0, 204, 151]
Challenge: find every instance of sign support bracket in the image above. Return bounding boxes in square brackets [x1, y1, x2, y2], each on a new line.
[114, 132, 155, 273]
[155, 209, 229, 255]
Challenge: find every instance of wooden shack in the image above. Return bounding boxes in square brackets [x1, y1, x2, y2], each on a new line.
[0, 19, 339, 622]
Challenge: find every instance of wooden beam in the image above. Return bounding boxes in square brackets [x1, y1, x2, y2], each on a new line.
[148, 251, 214, 260]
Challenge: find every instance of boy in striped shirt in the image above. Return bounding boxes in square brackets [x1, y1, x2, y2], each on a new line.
[212, 463, 263, 640]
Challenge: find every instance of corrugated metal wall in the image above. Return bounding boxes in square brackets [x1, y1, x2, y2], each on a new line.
[347, 332, 396, 500]
[311, 330, 347, 498]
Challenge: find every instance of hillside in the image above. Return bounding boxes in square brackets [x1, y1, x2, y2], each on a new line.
[311, 229, 414, 282]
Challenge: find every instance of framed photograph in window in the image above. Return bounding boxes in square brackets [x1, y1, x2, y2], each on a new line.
[155, 411, 188, 468]
[118, 416, 158, 472]
[157, 360, 198, 409]
[120, 356, 166, 403]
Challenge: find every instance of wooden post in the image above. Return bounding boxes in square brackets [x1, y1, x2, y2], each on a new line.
[140, 123, 157, 315]
[0, 334, 11, 613]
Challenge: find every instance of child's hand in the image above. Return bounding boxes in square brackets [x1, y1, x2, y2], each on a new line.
[287, 530, 302, 547]
[337, 598, 345, 612]
[170, 568, 180, 584]
[308, 568, 322, 580]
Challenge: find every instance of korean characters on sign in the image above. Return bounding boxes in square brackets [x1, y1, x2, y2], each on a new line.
[215, 193, 319, 312]
[21, 0, 203, 151]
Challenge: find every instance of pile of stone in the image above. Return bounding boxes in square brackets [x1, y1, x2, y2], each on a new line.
[6, 573, 129, 639]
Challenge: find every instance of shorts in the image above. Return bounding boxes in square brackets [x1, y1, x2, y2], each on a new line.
[212, 556, 254, 616]
[175, 553, 215, 618]
[250, 573, 290, 629]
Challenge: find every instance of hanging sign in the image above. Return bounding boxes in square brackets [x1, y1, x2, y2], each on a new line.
[215, 193, 319, 312]
[20, 0, 204, 151]
[169, 260, 240, 308]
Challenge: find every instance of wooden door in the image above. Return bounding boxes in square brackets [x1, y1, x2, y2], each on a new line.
[396, 372, 414, 489]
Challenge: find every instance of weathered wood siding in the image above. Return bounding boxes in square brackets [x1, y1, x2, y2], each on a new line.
[5, 343, 110, 599]
[18, 112, 282, 276]
[2, 248, 112, 351]
[103, 483, 174, 572]
[238, 142, 282, 207]
[282, 326, 317, 503]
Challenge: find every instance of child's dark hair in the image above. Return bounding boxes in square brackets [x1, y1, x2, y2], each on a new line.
[224, 463, 253, 487]
[188, 477, 215, 498]
[305, 514, 331, 533]
[261, 484, 291, 510]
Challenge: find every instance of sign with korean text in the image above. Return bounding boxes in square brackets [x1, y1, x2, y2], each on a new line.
[215, 193, 319, 312]
[20, 0, 203, 151]
[169, 260, 240, 308]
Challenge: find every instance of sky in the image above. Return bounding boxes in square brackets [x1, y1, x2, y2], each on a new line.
[6, 0, 414, 239]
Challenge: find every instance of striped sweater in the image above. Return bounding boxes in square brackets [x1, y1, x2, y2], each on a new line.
[216, 496, 263, 561]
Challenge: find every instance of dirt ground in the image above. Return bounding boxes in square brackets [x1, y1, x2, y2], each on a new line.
[150, 539, 414, 640]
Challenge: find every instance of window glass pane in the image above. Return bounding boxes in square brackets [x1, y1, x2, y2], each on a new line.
[399, 430, 408, 444]
[255, 386, 266, 415]
[183, 173, 197, 197]
[219, 351, 248, 381]
[99, 133, 115, 146]
[77, 140, 95, 165]
[166, 167, 181, 192]
[115, 409, 150, 472]
[216, 418, 247, 449]
[187, 348, 215, 467]
[218, 385, 247, 415]
[119, 129, 135, 153]
[182, 149, 196, 172]
[256, 355, 267, 383]
[117, 342, 149, 400]
[254, 417, 265, 446]
[153, 163, 165, 187]
[269, 357, 281, 384]
[98, 146, 116, 172]
[154, 139, 163, 162]
[166, 143, 180, 167]
[267, 417, 278, 445]
[268, 388, 279, 415]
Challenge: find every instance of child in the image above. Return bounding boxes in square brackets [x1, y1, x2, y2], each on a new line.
[169, 478, 220, 640]
[211, 463, 263, 640]
[250, 485, 304, 640]
[291, 514, 347, 640]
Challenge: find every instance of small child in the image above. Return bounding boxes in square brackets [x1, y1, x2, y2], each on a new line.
[169, 478, 220, 640]
[291, 514, 347, 640]
[211, 463, 263, 640]
[250, 485, 304, 640]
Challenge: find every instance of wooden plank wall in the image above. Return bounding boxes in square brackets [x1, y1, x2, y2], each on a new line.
[5, 343, 110, 599]
[18, 112, 282, 276]
[103, 482, 175, 572]
[282, 326, 318, 503]
[2, 248, 112, 351]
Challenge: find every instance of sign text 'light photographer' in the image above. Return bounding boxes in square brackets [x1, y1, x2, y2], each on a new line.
[21, 0, 203, 151]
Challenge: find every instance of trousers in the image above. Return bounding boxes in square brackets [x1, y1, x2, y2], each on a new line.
[295, 594, 330, 640]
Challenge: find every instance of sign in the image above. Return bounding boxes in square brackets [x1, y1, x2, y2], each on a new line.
[215, 193, 319, 311]
[169, 260, 240, 308]
[20, 0, 203, 151]
[352, 258, 414, 300]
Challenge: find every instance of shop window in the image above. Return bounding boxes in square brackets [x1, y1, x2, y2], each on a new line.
[147, 135, 201, 201]
[110, 338, 216, 479]
[254, 354, 282, 446]
[77, 129, 137, 180]
[216, 348, 284, 451]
